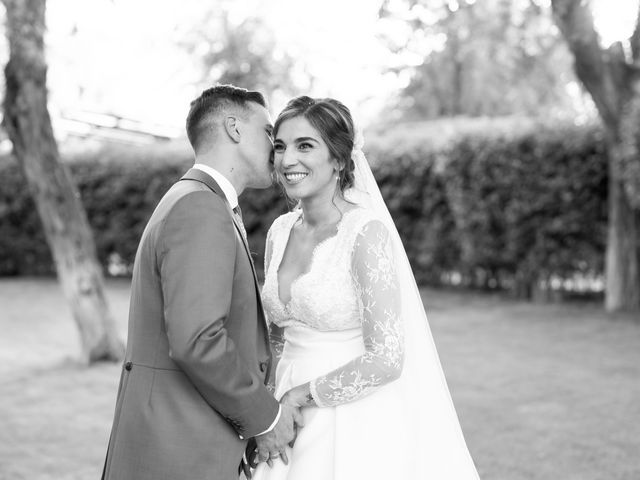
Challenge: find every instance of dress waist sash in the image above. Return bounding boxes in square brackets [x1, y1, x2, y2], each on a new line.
[275, 325, 364, 399]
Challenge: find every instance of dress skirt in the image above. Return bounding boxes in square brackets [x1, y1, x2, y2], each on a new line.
[252, 325, 413, 480]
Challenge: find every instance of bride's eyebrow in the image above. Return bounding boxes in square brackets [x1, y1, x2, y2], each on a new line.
[273, 136, 319, 145]
[294, 136, 319, 143]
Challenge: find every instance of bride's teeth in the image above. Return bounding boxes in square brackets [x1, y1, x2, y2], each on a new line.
[284, 173, 308, 182]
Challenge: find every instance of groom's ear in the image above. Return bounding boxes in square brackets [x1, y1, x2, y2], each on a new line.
[223, 116, 241, 143]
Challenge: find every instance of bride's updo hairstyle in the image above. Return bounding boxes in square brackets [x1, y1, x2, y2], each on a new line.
[274, 96, 356, 194]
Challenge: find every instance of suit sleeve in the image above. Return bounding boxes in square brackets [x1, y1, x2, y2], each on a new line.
[158, 190, 279, 438]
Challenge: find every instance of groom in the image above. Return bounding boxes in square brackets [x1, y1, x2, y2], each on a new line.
[102, 85, 301, 479]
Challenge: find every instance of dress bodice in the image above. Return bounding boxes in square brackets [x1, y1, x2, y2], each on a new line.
[263, 207, 404, 408]
[262, 208, 376, 331]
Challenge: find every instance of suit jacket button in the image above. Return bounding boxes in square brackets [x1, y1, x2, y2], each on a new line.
[259, 361, 268, 373]
[124, 361, 133, 371]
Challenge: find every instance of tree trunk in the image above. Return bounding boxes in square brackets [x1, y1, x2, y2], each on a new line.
[551, 0, 640, 311]
[605, 139, 640, 310]
[2, 0, 124, 362]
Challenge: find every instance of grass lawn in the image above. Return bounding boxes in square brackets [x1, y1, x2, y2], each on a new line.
[0, 278, 638, 480]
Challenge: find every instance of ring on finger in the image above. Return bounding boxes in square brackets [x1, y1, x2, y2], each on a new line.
[270, 452, 280, 458]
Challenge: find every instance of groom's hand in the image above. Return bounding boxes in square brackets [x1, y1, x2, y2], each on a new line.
[240, 438, 259, 479]
[255, 404, 304, 466]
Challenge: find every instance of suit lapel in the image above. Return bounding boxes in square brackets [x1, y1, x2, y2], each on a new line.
[181, 168, 254, 267]
[180, 168, 268, 325]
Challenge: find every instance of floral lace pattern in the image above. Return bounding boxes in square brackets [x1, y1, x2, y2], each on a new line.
[263, 209, 404, 407]
[262, 209, 362, 332]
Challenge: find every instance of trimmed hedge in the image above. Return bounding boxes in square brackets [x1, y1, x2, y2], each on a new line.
[0, 119, 609, 297]
[371, 120, 607, 296]
[0, 142, 288, 278]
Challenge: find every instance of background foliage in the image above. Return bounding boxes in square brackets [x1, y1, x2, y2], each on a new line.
[0, 119, 610, 298]
[377, 0, 581, 122]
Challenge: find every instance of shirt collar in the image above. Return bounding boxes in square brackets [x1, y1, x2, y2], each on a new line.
[192, 163, 239, 209]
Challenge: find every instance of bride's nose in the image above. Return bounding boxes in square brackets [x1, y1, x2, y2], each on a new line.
[281, 147, 298, 167]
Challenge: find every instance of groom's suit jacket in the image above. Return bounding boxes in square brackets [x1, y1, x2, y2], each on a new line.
[102, 168, 279, 480]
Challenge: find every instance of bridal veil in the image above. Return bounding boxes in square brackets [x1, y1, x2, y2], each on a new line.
[345, 131, 481, 478]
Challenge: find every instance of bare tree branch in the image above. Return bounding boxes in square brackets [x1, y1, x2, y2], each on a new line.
[630, 0, 640, 62]
[551, 0, 624, 128]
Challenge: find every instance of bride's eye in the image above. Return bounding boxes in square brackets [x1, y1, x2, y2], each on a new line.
[273, 142, 285, 153]
[298, 142, 313, 151]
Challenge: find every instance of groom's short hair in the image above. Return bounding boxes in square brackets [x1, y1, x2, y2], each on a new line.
[186, 85, 267, 153]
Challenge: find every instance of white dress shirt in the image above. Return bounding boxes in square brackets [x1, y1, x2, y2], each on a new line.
[192, 163, 239, 209]
[191, 163, 281, 438]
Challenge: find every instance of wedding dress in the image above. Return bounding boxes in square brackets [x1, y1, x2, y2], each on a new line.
[252, 143, 481, 480]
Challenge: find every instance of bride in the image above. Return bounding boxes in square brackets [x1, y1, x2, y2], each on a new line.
[251, 96, 480, 479]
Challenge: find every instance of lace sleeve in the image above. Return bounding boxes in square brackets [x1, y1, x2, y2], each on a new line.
[264, 224, 285, 392]
[309, 219, 404, 407]
[265, 226, 274, 274]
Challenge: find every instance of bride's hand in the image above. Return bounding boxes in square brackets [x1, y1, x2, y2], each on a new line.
[280, 383, 315, 408]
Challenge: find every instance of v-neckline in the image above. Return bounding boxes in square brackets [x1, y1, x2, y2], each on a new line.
[275, 209, 357, 308]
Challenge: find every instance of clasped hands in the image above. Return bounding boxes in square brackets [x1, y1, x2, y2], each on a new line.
[244, 385, 311, 476]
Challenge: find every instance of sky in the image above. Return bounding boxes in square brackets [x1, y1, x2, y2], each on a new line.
[44, 0, 400, 133]
[30, 0, 640, 135]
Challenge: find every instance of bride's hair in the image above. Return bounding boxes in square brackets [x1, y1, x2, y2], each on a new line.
[274, 96, 356, 193]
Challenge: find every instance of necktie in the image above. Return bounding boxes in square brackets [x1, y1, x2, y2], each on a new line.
[232, 205, 247, 241]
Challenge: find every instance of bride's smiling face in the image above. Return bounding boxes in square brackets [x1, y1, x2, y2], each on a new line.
[273, 116, 338, 200]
